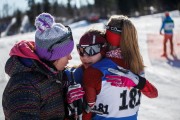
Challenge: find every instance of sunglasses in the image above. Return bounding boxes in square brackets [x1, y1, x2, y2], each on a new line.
[105, 25, 122, 33]
[76, 44, 103, 57]
[48, 26, 73, 52]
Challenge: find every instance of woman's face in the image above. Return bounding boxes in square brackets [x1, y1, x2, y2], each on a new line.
[79, 53, 102, 69]
[53, 54, 72, 71]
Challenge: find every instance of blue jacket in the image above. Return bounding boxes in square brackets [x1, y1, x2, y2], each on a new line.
[160, 16, 174, 34]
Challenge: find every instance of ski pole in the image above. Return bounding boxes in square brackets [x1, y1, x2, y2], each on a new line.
[70, 70, 83, 120]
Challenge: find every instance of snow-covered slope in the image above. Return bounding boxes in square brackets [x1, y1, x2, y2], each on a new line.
[0, 11, 180, 120]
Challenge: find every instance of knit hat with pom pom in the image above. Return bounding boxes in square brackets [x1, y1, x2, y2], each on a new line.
[35, 13, 74, 61]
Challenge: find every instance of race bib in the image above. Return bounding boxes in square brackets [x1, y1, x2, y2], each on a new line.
[164, 23, 174, 30]
[93, 81, 141, 118]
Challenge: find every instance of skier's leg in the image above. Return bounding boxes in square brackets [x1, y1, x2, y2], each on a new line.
[169, 35, 174, 55]
[162, 35, 167, 57]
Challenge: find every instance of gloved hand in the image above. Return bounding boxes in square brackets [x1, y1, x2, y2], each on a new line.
[106, 75, 136, 87]
[108, 66, 139, 85]
[85, 103, 104, 115]
[67, 84, 85, 104]
[108, 66, 146, 89]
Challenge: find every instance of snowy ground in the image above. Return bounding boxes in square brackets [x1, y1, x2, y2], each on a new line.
[0, 11, 180, 119]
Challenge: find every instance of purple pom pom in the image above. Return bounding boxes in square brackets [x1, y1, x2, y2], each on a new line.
[35, 13, 54, 32]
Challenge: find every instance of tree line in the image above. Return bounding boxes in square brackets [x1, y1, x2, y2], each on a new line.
[0, 0, 179, 36]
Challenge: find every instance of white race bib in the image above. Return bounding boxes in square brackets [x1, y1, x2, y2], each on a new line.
[164, 23, 174, 30]
[93, 81, 141, 118]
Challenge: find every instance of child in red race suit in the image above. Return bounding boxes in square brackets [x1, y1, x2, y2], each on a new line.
[82, 15, 158, 120]
[65, 29, 108, 119]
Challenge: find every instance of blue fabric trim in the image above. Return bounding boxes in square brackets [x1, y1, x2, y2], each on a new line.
[18, 57, 33, 67]
[92, 58, 118, 81]
[93, 113, 137, 120]
[64, 67, 83, 84]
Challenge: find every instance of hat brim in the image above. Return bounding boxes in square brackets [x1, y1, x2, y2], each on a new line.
[36, 40, 74, 61]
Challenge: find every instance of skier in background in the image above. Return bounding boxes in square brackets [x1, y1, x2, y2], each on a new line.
[160, 11, 174, 57]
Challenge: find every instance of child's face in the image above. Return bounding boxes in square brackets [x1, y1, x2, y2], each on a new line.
[53, 54, 72, 70]
[80, 53, 102, 69]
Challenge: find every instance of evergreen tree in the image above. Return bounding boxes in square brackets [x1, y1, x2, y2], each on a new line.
[52, 0, 58, 15]
[67, 0, 73, 17]
[27, 0, 36, 26]
[15, 9, 22, 28]
[43, 0, 51, 13]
